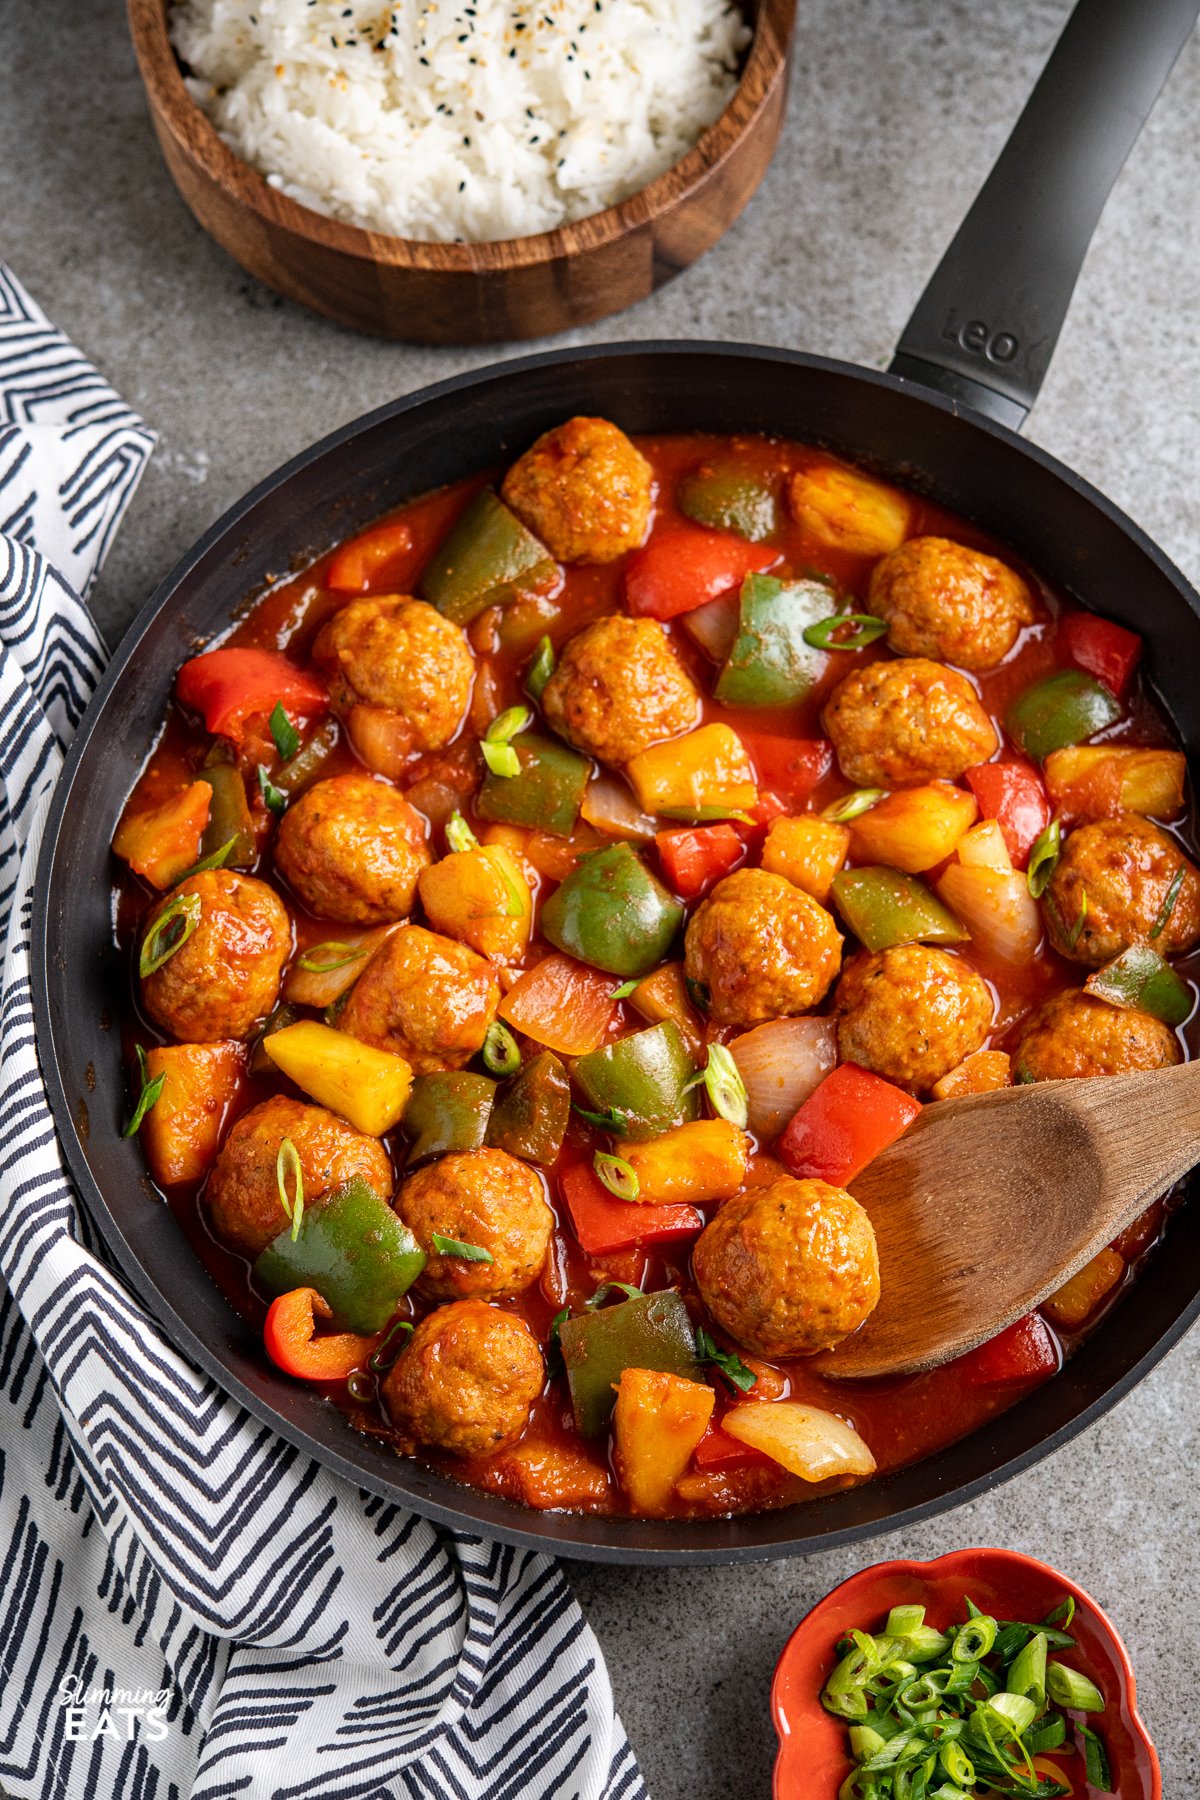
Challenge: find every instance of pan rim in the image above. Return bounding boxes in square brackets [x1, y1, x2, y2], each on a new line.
[30, 339, 1200, 1564]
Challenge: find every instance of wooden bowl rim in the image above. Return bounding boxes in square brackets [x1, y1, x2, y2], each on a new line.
[128, 0, 796, 272]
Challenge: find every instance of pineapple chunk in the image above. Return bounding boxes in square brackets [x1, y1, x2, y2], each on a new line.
[264, 1020, 412, 1135]
[1042, 1248, 1124, 1329]
[931, 1049, 1012, 1101]
[630, 960, 706, 1061]
[113, 783, 211, 890]
[761, 815, 850, 901]
[140, 1042, 244, 1185]
[723, 1401, 876, 1481]
[787, 462, 912, 557]
[850, 782, 978, 873]
[955, 819, 1013, 872]
[613, 1369, 715, 1514]
[1044, 745, 1186, 821]
[418, 844, 532, 961]
[626, 724, 757, 819]
[625, 1119, 750, 1206]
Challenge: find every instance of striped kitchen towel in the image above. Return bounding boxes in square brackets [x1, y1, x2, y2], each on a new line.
[0, 265, 644, 1800]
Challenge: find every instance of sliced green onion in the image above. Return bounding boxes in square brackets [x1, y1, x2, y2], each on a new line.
[1006, 1630, 1047, 1706]
[526, 635, 556, 701]
[482, 1020, 521, 1077]
[487, 704, 532, 744]
[937, 1740, 975, 1788]
[430, 1232, 495, 1263]
[276, 1136, 305, 1243]
[1079, 1723, 1114, 1792]
[481, 739, 521, 779]
[685, 1042, 749, 1129]
[849, 1725, 887, 1764]
[573, 1103, 630, 1136]
[803, 612, 889, 651]
[610, 980, 638, 1001]
[177, 835, 238, 882]
[1149, 862, 1186, 939]
[593, 1151, 639, 1201]
[445, 809, 480, 855]
[585, 1281, 642, 1310]
[495, 857, 528, 920]
[1043, 1597, 1076, 1631]
[258, 764, 288, 816]
[1055, 888, 1088, 950]
[695, 1327, 757, 1393]
[1045, 1662, 1104, 1712]
[884, 1605, 926, 1639]
[122, 1045, 165, 1139]
[1026, 817, 1061, 898]
[657, 806, 753, 824]
[823, 788, 887, 824]
[140, 892, 202, 977]
[298, 940, 370, 974]
[952, 1614, 997, 1662]
[367, 1316, 414, 1373]
[269, 701, 301, 762]
[346, 1369, 376, 1403]
[685, 976, 711, 1013]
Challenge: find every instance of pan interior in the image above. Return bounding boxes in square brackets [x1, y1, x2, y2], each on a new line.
[34, 345, 1200, 1563]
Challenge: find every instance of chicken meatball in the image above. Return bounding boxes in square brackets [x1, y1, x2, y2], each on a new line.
[823, 657, 998, 788]
[693, 1176, 879, 1357]
[207, 1094, 393, 1259]
[313, 595, 474, 751]
[396, 1148, 553, 1299]
[833, 944, 994, 1091]
[274, 772, 431, 925]
[684, 868, 842, 1028]
[141, 868, 290, 1043]
[866, 536, 1035, 671]
[501, 416, 653, 564]
[540, 614, 700, 764]
[338, 924, 499, 1074]
[1043, 814, 1200, 967]
[382, 1299, 544, 1456]
[1012, 988, 1182, 1082]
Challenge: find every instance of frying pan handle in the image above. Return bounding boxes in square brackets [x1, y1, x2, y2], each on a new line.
[889, 0, 1199, 430]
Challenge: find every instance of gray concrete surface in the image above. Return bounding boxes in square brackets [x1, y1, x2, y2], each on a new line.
[4, 0, 1199, 1793]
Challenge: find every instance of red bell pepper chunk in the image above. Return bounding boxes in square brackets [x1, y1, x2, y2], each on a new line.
[263, 1288, 379, 1382]
[559, 1163, 702, 1256]
[176, 648, 327, 744]
[777, 1063, 922, 1185]
[655, 823, 744, 899]
[692, 1421, 774, 1473]
[1058, 611, 1141, 702]
[742, 733, 833, 805]
[958, 1312, 1061, 1387]
[326, 518, 415, 593]
[624, 525, 776, 621]
[964, 758, 1051, 869]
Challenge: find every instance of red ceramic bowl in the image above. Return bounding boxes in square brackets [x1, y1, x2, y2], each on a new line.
[772, 1548, 1160, 1799]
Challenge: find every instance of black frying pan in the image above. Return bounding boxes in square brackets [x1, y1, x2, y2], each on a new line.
[33, 0, 1200, 1564]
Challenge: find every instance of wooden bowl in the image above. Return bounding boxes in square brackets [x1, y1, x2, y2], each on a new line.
[127, 0, 796, 344]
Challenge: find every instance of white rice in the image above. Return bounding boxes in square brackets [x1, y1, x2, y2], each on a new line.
[170, 0, 751, 244]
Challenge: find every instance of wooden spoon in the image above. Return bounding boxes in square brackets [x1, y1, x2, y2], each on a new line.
[812, 1063, 1200, 1380]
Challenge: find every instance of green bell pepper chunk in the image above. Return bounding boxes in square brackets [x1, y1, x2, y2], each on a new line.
[419, 489, 560, 626]
[254, 1176, 425, 1333]
[714, 574, 831, 708]
[1084, 943, 1193, 1026]
[560, 1290, 700, 1435]
[197, 761, 256, 868]
[572, 1020, 698, 1141]
[1005, 669, 1122, 761]
[475, 731, 591, 837]
[831, 866, 969, 952]
[486, 1051, 570, 1165]
[403, 1072, 496, 1165]
[541, 844, 685, 977]
[677, 462, 780, 542]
